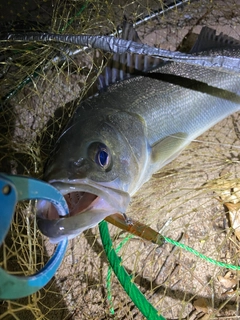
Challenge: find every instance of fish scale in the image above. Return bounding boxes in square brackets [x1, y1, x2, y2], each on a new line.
[86, 63, 240, 146]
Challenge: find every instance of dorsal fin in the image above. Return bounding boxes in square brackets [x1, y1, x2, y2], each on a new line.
[190, 26, 240, 53]
[97, 20, 161, 91]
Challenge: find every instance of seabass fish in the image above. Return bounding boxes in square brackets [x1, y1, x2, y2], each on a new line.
[37, 24, 240, 242]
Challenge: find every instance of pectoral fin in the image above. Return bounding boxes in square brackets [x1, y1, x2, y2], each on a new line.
[151, 132, 189, 167]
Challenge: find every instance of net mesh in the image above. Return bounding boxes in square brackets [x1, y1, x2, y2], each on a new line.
[1, 0, 240, 319]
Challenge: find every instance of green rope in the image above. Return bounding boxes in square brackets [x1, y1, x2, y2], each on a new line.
[1, 73, 37, 103]
[164, 236, 240, 270]
[60, 3, 88, 33]
[99, 220, 165, 320]
[100, 220, 240, 319]
[106, 233, 134, 314]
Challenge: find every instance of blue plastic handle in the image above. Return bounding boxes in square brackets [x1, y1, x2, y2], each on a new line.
[0, 239, 68, 299]
[0, 173, 69, 299]
[0, 176, 17, 245]
[1, 173, 69, 216]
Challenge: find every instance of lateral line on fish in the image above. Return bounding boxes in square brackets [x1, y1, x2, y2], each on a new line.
[145, 71, 240, 99]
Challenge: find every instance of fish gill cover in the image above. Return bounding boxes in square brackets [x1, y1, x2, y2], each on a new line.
[0, 0, 240, 319]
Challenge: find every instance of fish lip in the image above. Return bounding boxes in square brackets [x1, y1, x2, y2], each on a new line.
[47, 178, 131, 214]
[37, 200, 114, 243]
[36, 178, 130, 242]
[37, 178, 130, 221]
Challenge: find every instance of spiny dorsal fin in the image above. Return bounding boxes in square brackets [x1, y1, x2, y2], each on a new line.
[120, 19, 142, 43]
[98, 20, 161, 90]
[190, 26, 240, 53]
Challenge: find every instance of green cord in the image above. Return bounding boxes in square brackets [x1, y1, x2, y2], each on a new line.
[1, 72, 39, 103]
[100, 221, 240, 319]
[60, 3, 88, 33]
[99, 220, 166, 320]
[164, 236, 240, 270]
[106, 233, 134, 314]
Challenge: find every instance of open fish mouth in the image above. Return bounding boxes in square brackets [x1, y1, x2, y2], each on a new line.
[36, 181, 131, 242]
[64, 192, 98, 216]
[37, 179, 130, 220]
[38, 191, 99, 220]
[36, 189, 116, 243]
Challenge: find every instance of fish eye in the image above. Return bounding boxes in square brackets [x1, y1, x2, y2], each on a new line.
[88, 142, 111, 170]
[97, 148, 108, 167]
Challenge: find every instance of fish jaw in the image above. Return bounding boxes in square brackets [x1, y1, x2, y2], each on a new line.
[37, 179, 130, 243]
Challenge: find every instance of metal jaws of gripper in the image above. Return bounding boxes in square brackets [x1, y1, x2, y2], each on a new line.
[0, 173, 69, 300]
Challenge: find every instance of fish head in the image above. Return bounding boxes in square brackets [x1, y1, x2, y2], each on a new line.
[37, 105, 148, 242]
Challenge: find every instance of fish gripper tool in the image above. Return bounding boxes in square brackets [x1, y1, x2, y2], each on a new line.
[0, 173, 69, 299]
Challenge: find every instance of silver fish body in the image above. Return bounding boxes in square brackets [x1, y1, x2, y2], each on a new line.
[37, 26, 240, 242]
